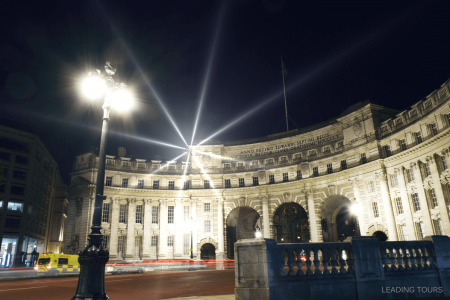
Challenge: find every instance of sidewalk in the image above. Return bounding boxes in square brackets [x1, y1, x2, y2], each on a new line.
[164, 295, 234, 300]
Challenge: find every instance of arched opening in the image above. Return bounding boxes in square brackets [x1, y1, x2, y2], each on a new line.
[200, 243, 216, 259]
[373, 231, 388, 241]
[273, 203, 309, 243]
[336, 206, 356, 241]
[226, 206, 260, 259]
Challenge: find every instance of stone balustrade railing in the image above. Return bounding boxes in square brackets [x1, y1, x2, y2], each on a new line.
[234, 236, 450, 300]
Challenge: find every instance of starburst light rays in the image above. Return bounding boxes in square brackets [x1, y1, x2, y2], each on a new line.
[150, 152, 188, 175]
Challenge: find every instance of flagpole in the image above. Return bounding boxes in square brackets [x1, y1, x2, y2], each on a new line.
[281, 56, 289, 131]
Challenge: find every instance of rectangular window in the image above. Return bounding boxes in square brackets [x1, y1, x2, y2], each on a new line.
[253, 177, 259, 186]
[183, 235, 190, 255]
[122, 178, 128, 188]
[122, 161, 131, 167]
[430, 188, 438, 208]
[10, 186, 25, 195]
[431, 123, 438, 136]
[102, 236, 108, 249]
[151, 236, 158, 247]
[399, 225, 408, 241]
[418, 222, 426, 239]
[184, 181, 190, 190]
[102, 202, 110, 223]
[105, 176, 112, 187]
[337, 141, 344, 148]
[224, 163, 231, 168]
[341, 160, 347, 170]
[412, 193, 421, 211]
[237, 162, 244, 168]
[407, 168, 415, 182]
[280, 156, 287, 162]
[400, 139, 407, 151]
[168, 206, 174, 224]
[204, 220, 211, 233]
[442, 155, 448, 170]
[283, 173, 289, 182]
[106, 159, 115, 165]
[252, 161, 259, 166]
[117, 236, 125, 255]
[309, 150, 317, 156]
[0, 152, 10, 161]
[135, 205, 143, 224]
[204, 203, 211, 212]
[266, 158, 274, 164]
[395, 197, 404, 214]
[167, 236, 174, 247]
[391, 174, 398, 187]
[7, 202, 23, 212]
[269, 175, 275, 184]
[327, 164, 333, 174]
[323, 146, 331, 153]
[361, 153, 367, 164]
[184, 206, 190, 222]
[294, 153, 301, 159]
[168, 181, 175, 190]
[372, 202, 379, 218]
[152, 206, 158, 224]
[415, 131, 423, 144]
[225, 179, 231, 188]
[368, 181, 376, 193]
[384, 145, 391, 157]
[135, 236, 142, 257]
[204, 180, 210, 189]
[12, 170, 26, 180]
[153, 180, 159, 190]
[313, 167, 319, 177]
[239, 178, 245, 187]
[424, 162, 432, 177]
[119, 204, 126, 223]
[297, 170, 302, 180]
[15, 155, 28, 165]
[138, 179, 144, 189]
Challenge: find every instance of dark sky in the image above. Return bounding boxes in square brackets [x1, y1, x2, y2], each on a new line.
[2, 0, 450, 183]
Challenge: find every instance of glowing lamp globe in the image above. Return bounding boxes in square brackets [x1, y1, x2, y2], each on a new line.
[110, 89, 133, 112]
[82, 77, 104, 100]
[351, 203, 361, 215]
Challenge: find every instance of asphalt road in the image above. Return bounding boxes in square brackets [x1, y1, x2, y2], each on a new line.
[0, 269, 235, 300]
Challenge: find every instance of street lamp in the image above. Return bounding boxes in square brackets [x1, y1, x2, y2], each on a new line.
[255, 224, 262, 239]
[350, 203, 362, 237]
[72, 62, 132, 300]
[189, 216, 195, 271]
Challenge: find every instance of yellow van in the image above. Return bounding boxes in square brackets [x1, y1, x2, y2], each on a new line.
[35, 253, 79, 275]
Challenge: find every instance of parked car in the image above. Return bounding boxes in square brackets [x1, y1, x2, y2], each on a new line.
[106, 261, 145, 275]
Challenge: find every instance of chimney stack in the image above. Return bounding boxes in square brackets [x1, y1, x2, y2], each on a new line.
[118, 147, 126, 157]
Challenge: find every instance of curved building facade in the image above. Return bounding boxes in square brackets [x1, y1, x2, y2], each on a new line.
[65, 79, 450, 260]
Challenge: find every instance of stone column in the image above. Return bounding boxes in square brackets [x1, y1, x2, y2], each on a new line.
[262, 196, 270, 238]
[126, 199, 136, 259]
[303, 189, 318, 242]
[158, 199, 167, 259]
[396, 168, 418, 240]
[350, 178, 368, 235]
[174, 199, 183, 258]
[190, 198, 198, 258]
[427, 154, 450, 234]
[109, 198, 120, 259]
[376, 171, 398, 241]
[217, 198, 224, 259]
[142, 199, 152, 260]
[411, 161, 434, 236]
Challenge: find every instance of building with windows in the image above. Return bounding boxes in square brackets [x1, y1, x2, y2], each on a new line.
[0, 119, 67, 267]
[65, 78, 450, 260]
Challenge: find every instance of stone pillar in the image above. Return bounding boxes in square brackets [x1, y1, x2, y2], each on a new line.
[350, 178, 368, 235]
[158, 199, 167, 259]
[397, 168, 418, 240]
[174, 199, 183, 258]
[217, 198, 224, 259]
[125, 199, 135, 259]
[262, 196, 270, 239]
[428, 155, 450, 234]
[109, 198, 120, 259]
[376, 171, 398, 241]
[303, 189, 318, 242]
[426, 235, 450, 296]
[190, 198, 198, 258]
[142, 199, 152, 260]
[411, 161, 434, 237]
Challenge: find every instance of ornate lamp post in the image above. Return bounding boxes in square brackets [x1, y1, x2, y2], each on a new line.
[72, 62, 132, 300]
[350, 203, 362, 237]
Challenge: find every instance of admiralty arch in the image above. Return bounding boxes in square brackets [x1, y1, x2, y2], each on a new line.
[64, 78, 450, 260]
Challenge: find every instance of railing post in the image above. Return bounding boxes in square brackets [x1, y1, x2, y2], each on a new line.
[426, 235, 450, 297]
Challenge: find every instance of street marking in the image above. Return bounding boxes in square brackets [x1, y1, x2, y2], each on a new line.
[0, 286, 48, 292]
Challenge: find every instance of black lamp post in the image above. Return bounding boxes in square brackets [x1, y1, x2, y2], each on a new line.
[72, 62, 131, 300]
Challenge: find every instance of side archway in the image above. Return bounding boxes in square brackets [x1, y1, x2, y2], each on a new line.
[321, 195, 356, 242]
[226, 206, 260, 259]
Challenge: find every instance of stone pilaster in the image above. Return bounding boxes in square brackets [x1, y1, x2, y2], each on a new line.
[427, 154, 450, 234]
[174, 199, 183, 258]
[375, 171, 398, 241]
[350, 178, 368, 235]
[158, 199, 167, 258]
[411, 161, 434, 237]
[397, 168, 418, 240]
[142, 199, 152, 259]
[109, 198, 120, 259]
[217, 198, 224, 259]
[262, 196, 270, 238]
[303, 189, 318, 242]
[126, 199, 136, 259]
[190, 198, 198, 258]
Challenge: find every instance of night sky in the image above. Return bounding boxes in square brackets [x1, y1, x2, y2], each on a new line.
[2, 0, 450, 183]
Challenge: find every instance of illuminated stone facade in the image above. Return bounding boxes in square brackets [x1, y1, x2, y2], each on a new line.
[65, 79, 450, 260]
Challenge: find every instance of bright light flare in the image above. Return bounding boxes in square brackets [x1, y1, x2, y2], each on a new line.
[351, 203, 361, 215]
[192, 155, 220, 198]
[82, 77, 104, 100]
[150, 152, 188, 175]
[190, 149, 246, 163]
[109, 89, 134, 112]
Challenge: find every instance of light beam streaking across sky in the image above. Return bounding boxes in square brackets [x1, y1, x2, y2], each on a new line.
[190, 149, 246, 163]
[192, 155, 221, 198]
[150, 152, 188, 175]
[190, 2, 226, 146]
[177, 151, 191, 199]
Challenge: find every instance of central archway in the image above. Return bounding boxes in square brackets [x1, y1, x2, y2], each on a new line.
[273, 203, 309, 243]
[226, 206, 260, 259]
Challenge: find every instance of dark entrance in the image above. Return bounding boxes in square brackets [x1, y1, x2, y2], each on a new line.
[273, 203, 309, 243]
[373, 231, 388, 241]
[200, 243, 216, 259]
[226, 206, 260, 259]
[336, 206, 356, 241]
